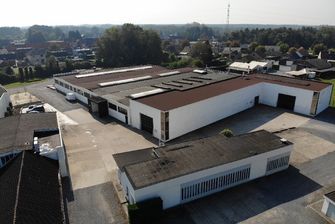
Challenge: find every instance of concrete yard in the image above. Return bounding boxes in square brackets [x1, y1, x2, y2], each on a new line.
[10, 81, 335, 224]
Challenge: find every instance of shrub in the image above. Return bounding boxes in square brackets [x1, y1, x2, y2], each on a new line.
[220, 129, 234, 137]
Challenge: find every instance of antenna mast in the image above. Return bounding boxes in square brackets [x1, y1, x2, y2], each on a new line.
[226, 3, 230, 32]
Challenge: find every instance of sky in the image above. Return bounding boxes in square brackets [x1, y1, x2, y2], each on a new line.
[1, 0, 334, 27]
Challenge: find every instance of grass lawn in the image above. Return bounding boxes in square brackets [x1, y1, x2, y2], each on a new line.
[321, 77, 335, 107]
[4, 78, 48, 89]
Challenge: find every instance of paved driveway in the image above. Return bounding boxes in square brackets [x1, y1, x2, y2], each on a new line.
[62, 109, 156, 224]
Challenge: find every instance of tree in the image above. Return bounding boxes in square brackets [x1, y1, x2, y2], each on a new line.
[279, 43, 289, 53]
[313, 43, 327, 55]
[5, 66, 14, 75]
[249, 42, 259, 52]
[18, 67, 24, 82]
[28, 67, 34, 79]
[68, 30, 82, 41]
[97, 24, 163, 67]
[45, 56, 60, 74]
[26, 31, 46, 44]
[190, 41, 213, 66]
[255, 45, 266, 56]
[24, 67, 29, 80]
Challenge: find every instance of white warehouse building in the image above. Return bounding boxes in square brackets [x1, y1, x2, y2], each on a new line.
[0, 85, 11, 118]
[54, 65, 332, 142]
[113, 130, 293, 209]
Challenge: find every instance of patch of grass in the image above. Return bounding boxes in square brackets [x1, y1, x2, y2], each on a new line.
[4, 78, 47, 89]
[320, 77, 335, 107]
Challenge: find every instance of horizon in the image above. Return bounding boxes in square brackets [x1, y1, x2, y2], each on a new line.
[1, 0, 334, 27]
[2, 23, 332, 29]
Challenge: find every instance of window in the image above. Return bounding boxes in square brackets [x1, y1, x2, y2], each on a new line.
[109, 103, 117, 111]
[181, 166, 251, 202]
[118, 107, 127, 115]
[55, 80, 59, 84]
[84, 92, 90, 98]
[266, 155, 290, 173]
[64, 84, 69, 89]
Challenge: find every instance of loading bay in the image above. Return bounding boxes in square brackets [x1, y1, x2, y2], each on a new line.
[9, 80, 335, 224]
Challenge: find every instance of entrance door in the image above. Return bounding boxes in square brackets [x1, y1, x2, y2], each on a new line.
[254, 96, 259, 106]
[277, 94, 296, 111]
[140, 114, 153, 134]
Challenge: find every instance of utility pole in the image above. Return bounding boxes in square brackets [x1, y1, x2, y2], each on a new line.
[226, 3, 231, 59]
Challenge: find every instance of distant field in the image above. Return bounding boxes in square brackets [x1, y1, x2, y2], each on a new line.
[321, 77, 335, 107]
[4, 78, 47, 89]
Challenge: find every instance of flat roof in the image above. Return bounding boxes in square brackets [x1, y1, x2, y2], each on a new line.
[0, 113, 59, 154]
[136, 74, 331, 111]
[325, 191, 335, 203]
[58, 65, 193, 90]
[114, 130, 292, 190]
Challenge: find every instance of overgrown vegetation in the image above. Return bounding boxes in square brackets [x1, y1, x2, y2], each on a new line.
[220, 129, 234, 137]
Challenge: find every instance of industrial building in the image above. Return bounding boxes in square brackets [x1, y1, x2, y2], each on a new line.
[113, 130, 293, 209]
[0, 85, 11, 118]
[0, 112, 68, 177]
[54, 65, 332, 142]
[322, 191, 335, 221]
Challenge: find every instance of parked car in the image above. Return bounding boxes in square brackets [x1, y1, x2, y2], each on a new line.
[47, 85, 56, 90]
[26, 105, 45, 113]
[65, 93, 76, 101]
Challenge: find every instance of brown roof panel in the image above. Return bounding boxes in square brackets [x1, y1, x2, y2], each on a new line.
[136, 74, 331, 111]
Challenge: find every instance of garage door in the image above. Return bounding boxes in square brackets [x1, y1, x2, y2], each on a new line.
[277, 94, 296, 111]
[140, 114, 153, 134]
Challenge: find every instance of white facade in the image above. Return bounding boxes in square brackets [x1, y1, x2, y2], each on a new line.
[54, 81, 89, 105]
[0, 88, 11, 118]
[119, 145, 293, 209]
[130, 82, 331, 141]
[130, 100, 162, 139]
[168, 84, 261, 140]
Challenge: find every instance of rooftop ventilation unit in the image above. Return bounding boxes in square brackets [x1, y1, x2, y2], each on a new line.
[75, 66, 153, 78]
[158, 71, 181, 77]
[280, 138, 289, 144]
[130, 88, 165, 99]
[99, 75, 152, 87]
[193, 69, 207, 74]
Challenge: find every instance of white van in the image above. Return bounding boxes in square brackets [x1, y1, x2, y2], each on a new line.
[65, 93, 76, 101]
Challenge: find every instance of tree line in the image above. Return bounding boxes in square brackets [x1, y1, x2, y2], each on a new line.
[228, 26, 335, 49]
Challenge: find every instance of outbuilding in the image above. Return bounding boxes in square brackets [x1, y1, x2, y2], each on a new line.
[0, 85, 11, 118]
[113, 130, 293, 209]
[322, 191, 335, 221]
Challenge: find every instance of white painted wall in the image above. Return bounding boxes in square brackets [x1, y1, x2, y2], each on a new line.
[120, 145, 292, 209]
[317, 85, 333, 114]
[261, 83, 314, 115]
[108, 108, 127, 123]
[129, 100, 161, 139]
[0, 91, 11, 118]
[54, 82, 88, 104]
[168, 84, 262, 141]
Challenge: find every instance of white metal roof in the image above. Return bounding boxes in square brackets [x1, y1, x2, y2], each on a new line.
[99, 75, 152, 87]
[75, 66, 153, 79]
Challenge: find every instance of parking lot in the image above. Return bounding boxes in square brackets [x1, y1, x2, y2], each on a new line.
[10, 80, 335, 224]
